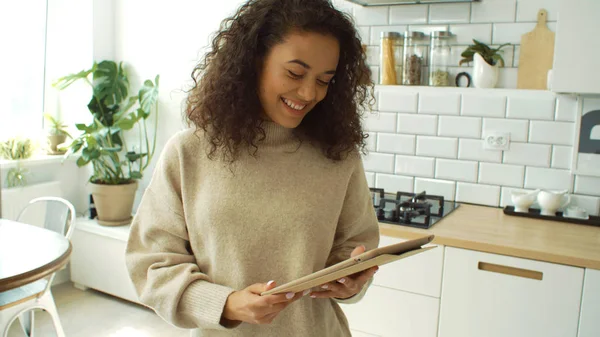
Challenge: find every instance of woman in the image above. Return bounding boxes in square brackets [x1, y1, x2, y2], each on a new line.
[125, 0, 380, 336]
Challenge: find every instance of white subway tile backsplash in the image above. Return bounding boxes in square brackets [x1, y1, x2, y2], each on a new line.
[575, 154, 600, 178]
[378, 90, 418, 113]
[438, 116, 482, 139]
[436, 159, 478, 182]
[416, 136, 458, 159]
[395, 155, 435, 178]
[370, 66, 380, 85]
[493, 22, 557, 44]
[551, 146, 573, 170]
[375, 173, 414, 193]
[407, 24, 450, 36]
[569, 194, 600, 216]
[389, 5, 428, 25]
[482, 118, 529, 142]
[363, 111, 397, 132]
[458, 139, 502, 163]
[354, 6, 389, 26]
[456, 182, 501, 206]
[370, 25, 408, 46]
[503, 142, 551, 167]
[377, 133, 416, 155]
[529, 121, 575, 146]
[555, 95, 577, 122]
[366, 46, 380, 66]
[479, 162, 525, 188]
[414, 178, 456, 201]
[418, 92, 461, 115]
[366, 132, 377, 151]
[357, 26, 371, 45]
[471, 0, 516, 23]
[365, 171, 375, 186]
[516, 0, 558, 22]
[429, 3, 470, 24]
[524, 167, 572, 191]
[363, 153, 395, 174]
[462, 94, 506, 117]
[497, 68, 519, 90]
[397, 114, 438, 135]
[574, 175, 600, 197]
[512, 45, 520, 67]
[448, 24, 493, 45]
[506, 93, 556, 120]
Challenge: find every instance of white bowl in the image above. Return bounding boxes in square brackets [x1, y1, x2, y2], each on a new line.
[511, 190, 539, 213]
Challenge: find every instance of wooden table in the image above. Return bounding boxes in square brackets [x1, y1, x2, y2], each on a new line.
[0, 219, 72, 292]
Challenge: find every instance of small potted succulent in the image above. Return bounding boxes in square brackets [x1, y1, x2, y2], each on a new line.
[44, 113, 72, 155]
[460, 39, 510, 88]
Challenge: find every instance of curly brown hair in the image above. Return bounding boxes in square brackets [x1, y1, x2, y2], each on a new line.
[186, 0, 373, 162]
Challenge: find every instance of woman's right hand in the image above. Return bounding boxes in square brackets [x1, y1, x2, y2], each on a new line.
[221, 281, 305, 325]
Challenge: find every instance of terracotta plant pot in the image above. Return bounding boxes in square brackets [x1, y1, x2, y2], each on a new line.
[47, 134, 67, 155]
[90, 181, 138, 226]
[472, 52, 499, 88]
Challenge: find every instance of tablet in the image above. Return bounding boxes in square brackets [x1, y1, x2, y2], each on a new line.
[260, 234, 435, 296]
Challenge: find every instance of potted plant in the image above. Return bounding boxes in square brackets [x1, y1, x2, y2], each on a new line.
[44, 114, 72, 155]
[459, 39, 510, 88]
[53, 60, 160, 226]
[0, 137, 35, 188]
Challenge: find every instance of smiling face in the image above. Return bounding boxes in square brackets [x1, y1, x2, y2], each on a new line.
[257, 31, 340, 128]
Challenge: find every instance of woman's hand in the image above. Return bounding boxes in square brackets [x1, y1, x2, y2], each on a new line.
[221, 281, 306, 326]
[310, 245, 379, 300]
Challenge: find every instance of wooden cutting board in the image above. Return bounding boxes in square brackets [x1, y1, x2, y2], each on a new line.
[517, 9, 555, 90]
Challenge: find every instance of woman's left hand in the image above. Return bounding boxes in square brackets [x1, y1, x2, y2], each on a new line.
[310, 245, 378, 300]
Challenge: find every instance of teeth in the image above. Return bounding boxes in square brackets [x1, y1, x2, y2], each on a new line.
[283, 98, 306, 111]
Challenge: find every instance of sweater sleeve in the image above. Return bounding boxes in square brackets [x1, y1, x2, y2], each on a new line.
[327, 153, 381, 304]
[125, 132, 236, 330]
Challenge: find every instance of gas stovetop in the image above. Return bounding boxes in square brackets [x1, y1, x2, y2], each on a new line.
[369, 188, 460, 229]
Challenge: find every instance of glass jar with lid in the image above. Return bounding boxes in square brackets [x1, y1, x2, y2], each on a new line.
[429, 31, 453, 87]
[402, 31, 428, 86]
[379, 32, 403, 85]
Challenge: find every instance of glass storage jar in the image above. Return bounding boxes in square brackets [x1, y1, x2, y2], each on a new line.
[403, 31, 428, 86]
[429, 31, 453, 87]
[379, 32, 403, 85]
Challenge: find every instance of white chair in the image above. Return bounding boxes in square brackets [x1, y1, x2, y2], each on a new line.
[0, 197, 76, 337]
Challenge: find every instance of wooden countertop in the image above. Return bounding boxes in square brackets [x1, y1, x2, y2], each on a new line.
[379, 203, 600, 270]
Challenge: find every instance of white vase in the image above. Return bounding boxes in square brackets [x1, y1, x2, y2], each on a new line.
[472, 52, 499, 88]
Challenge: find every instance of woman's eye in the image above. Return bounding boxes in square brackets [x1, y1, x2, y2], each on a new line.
[318, 80, 331, 86]
[288, 71, 302, 79]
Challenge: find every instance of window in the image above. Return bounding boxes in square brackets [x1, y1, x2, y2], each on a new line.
[0, 0, 48, 139]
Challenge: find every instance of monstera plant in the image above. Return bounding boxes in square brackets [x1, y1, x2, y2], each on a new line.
[53, 60, 160, 226]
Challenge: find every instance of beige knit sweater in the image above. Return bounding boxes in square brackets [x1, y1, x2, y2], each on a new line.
[125, 121, 380, 336]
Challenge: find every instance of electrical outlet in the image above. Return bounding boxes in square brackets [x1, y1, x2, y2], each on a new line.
[483, 132, 510, 151]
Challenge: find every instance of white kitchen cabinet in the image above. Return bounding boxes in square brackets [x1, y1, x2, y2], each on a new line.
[438, 247, 584, 337]
[578, 268, 600, 337]
[552, 0, 600, 94]
[70, 218, 141, 304]
[374, 235, 444, 298]
[340, 285, 440, 337]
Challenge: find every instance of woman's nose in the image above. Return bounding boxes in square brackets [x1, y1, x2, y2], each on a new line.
[297, 79, 316, 103]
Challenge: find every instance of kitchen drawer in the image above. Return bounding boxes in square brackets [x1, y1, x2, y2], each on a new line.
[373, 235, 444, 298]
[438, 247, 584, 337]
[340, 285, 439, 337]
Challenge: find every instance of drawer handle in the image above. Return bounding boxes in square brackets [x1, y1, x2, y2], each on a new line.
[478, 262, 543, 280]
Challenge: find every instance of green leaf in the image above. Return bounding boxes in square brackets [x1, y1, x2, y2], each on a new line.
[130, 171, 143, 179]
[126, 151, 147, 162]
[92, 61, 129, 107]
[52, 64, 96, 90]
[138, 75, 160, 118]
[76, 123, 90, 132]
[76, 156, 90, 167]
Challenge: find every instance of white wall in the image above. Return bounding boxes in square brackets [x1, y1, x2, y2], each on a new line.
[111, 0, 247, 204]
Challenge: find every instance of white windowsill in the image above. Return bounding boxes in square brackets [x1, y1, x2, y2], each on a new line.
[0, 154, 80, 169]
